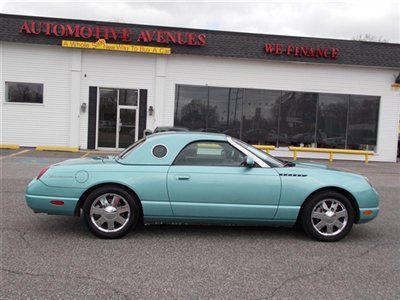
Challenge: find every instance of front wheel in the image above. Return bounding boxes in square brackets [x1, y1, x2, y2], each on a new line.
[83, 185, 140, 239]
[301, 191, 354, 242]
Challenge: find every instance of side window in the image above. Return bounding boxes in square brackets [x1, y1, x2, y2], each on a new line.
[174, 141, 246, 166]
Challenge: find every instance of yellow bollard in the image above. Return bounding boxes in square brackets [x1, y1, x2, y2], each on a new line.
[293, 150, 297, 161]
[329, 152, 333, 162]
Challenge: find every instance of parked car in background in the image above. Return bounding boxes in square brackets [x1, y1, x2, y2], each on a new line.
[397, 133, 400, 157]
[144, 126, 188, 136]
[153, 126, 189, 133]
[26, 132, 379, 242]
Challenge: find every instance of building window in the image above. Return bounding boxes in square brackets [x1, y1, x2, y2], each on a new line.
[208, 87, 243, 137]
[175, 85, 208, 131]
[119, 89, 138, 106]
[174, 84, 380, 151]
[5, 82, 43, 104]
[242, 89, 280, 146]
[317, 93, 348, 149]
[278, 92, 318, 147]
[347, 95, 380, 151]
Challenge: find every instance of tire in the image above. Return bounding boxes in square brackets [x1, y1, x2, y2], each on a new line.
[82, 185, 140, 239]
[301, 191, 355, 242]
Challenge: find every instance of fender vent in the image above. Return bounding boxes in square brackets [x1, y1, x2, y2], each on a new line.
[279, 174, 307, 177]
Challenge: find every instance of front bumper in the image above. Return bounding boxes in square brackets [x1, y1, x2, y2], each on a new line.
[357, 187, 379, 224]
[358, 207, 379, 224]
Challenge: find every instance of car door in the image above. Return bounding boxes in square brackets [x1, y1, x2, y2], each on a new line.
[166, 140, 281, 220]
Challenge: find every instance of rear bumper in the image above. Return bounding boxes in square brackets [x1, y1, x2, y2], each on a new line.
[26, 194, 78, 215]
[26, 178, 81, 215]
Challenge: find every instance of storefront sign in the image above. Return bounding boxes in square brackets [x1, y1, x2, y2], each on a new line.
[19, 20, 206, 46]
[61, 39, 171, 54]
[264, 43, 340, 59]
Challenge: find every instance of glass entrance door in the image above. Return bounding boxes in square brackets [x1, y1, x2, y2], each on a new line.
[118, 108, 137, 148]
[97, 88, 139, 149]
[98, 88, 117, 148]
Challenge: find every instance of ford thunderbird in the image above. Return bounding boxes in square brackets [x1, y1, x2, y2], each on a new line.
[26, 132, 379, 241]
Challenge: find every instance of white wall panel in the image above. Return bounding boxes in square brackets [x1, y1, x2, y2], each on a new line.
[79, 50, 156, 148]
[1, 43, 71, 147]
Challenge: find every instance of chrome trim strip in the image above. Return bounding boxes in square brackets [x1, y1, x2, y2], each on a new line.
[227, 136, 270, 168]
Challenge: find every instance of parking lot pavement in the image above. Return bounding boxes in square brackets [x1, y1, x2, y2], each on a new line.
[1, 151, 399, 299]
[0, 149, 28, 158]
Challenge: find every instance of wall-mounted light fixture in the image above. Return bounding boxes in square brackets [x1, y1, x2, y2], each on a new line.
[81, 102, 87, 113]
[148, 105, 154, 116]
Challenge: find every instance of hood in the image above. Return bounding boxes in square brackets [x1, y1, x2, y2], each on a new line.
[293, 162, 343, 172]
[293, 162, 330, 169]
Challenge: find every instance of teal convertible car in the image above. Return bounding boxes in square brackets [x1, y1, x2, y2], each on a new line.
[26, 132, 379, 241]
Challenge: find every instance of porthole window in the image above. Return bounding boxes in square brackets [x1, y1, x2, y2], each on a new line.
[152, 145, 168, 158]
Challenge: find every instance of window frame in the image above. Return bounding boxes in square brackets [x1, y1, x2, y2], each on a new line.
[172, 139, 268, 168]
[4, 81, 44, 105]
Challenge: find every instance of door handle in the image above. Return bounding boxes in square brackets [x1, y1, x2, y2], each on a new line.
[176, 175, 190, 180]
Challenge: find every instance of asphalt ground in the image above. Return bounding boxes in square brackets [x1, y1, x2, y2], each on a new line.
[1, 148, 399, 299]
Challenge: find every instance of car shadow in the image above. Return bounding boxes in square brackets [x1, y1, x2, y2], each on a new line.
[32, 216, 375, 243]
[35, 216, 312, 241]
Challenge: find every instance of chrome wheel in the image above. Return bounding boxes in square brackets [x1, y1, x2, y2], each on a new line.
[311, 199, 348, 237]
[90, 193, 131, 233]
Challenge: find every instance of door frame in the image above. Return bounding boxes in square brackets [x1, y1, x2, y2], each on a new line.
[95, 87, 140, 150]
[117, 106, 139, 149]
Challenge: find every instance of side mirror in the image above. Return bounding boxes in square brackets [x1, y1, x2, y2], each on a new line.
[242, 156, 255, 167]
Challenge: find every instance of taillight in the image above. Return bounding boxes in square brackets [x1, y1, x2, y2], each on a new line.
[37, 166, 50, 179]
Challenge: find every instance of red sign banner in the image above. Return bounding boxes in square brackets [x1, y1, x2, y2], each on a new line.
[19, 20, 207, 47]
[264, 43, 339, 59]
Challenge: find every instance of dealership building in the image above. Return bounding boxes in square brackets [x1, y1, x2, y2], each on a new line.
[1, 14, 400, 161]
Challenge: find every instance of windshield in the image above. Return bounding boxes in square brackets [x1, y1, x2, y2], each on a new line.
[232, 138, 285, 168]
[117, 138, 145, 159]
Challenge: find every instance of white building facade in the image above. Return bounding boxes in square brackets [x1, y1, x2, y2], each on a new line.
[1, 14, 399, 161]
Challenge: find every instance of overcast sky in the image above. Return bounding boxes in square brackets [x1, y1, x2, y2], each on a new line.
[1, 1, 399, 43]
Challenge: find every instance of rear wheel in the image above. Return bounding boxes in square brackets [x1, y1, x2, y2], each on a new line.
[301, 191, 354, 242]
[83, 185, 140, 239]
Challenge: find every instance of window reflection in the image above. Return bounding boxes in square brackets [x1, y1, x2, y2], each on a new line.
[279, 92, 318, 147]
[174, 85, 380, 151]
[119, 89, 138, 106]
[347, 95, 380, 150]
[98, 88, 117, 148]
[208, 87, 242, 138]
[6, 82, 43, 103]
[174, 85, 208, 131]
[242, 89, 280, 145]
[317, 94, 348, 149]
